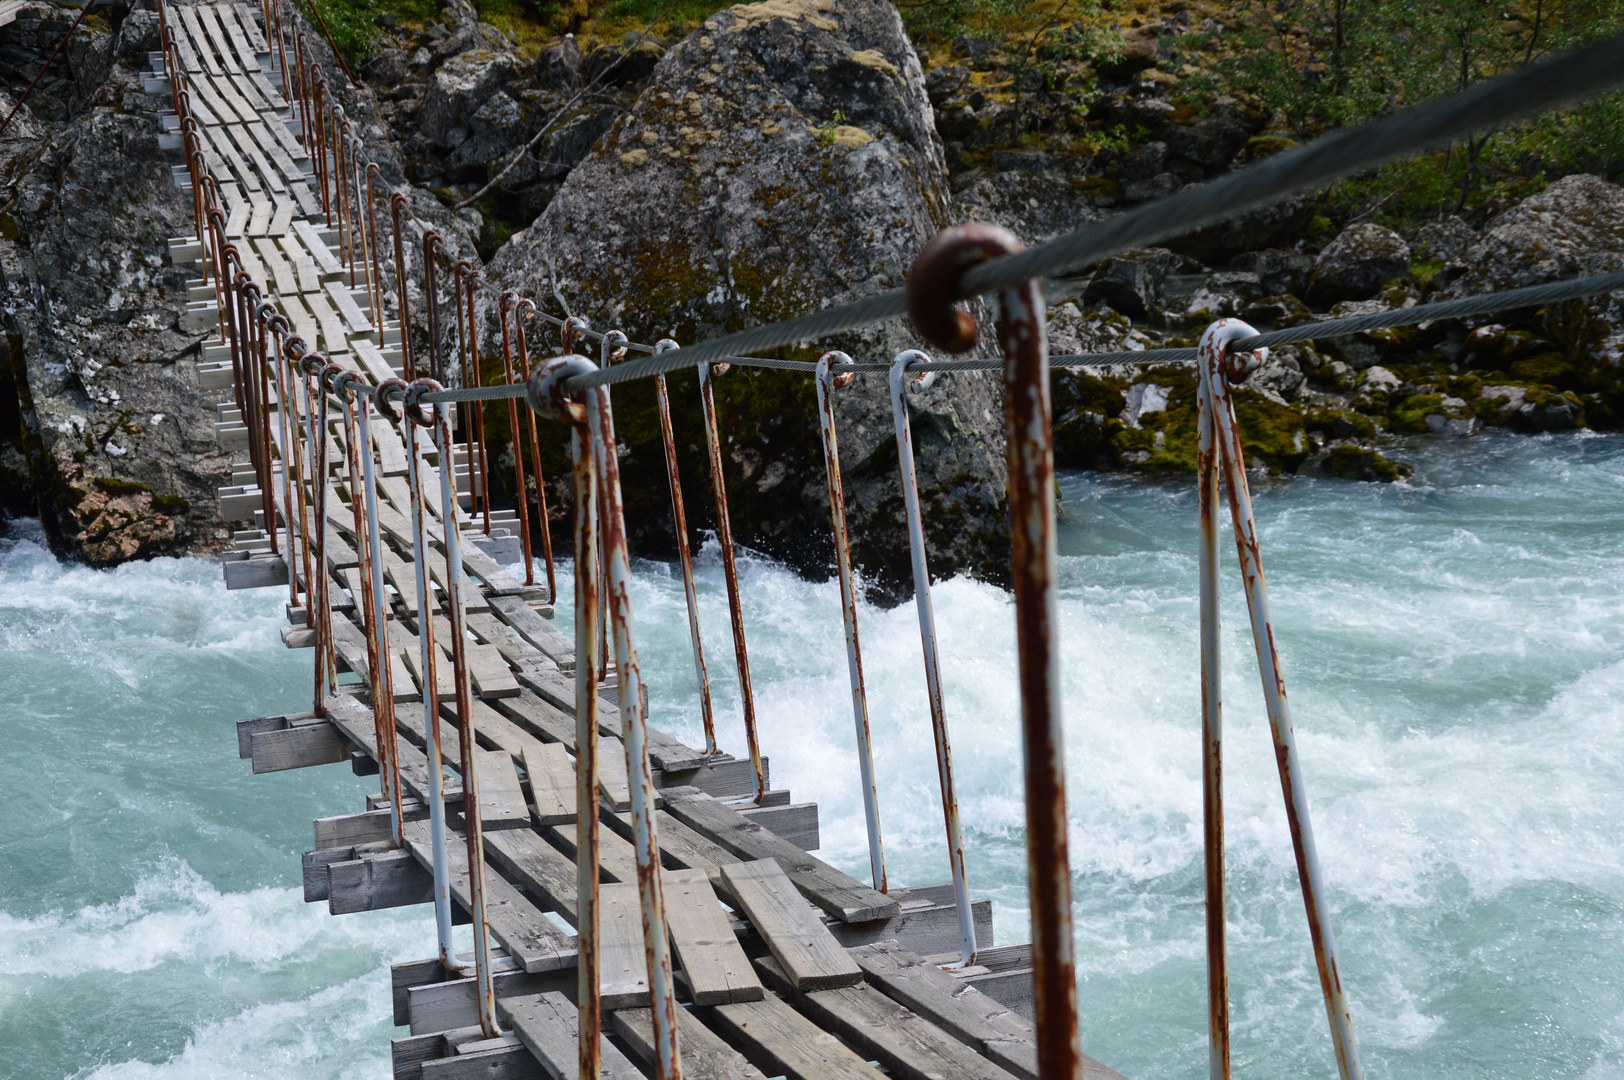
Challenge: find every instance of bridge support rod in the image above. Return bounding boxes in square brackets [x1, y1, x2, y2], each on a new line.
[587, 367, 684, 1080]
[814, 351, 887, 894]
[652, 339, 717, 756]
[908, 221, 1080, 1078]
[887, 348, 975, 969]
[696, 359, 767, 804]
[1197, 319, 1364, 1080]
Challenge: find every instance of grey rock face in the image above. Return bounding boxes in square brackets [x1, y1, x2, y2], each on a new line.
[1409, 216, 1475, 265]
[1308, 223, 1411, 306]
[487, 0, 1010, 593]
[1082, 248, 1176, 319]
[420, 49, 519, 148]
[1436, 174, 1624, 295]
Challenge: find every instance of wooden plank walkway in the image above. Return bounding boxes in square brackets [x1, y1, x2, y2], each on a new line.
[157, 4, 1126, 1078]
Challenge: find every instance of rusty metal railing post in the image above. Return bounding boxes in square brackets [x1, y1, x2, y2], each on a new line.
[260, 304, 301, 611]
[391, 193, 415, 380]
[651, 340, 716, 756]
[335, 371, 404, 844]
[466, 268, 491, 534]
[527, 354, 601, 1079]
[1197, 319, 1364, 1080]
[309, 358, 340, 703]
[696, 359, 767, 803]
[586, 364, 684, 1080]
[386, 377, 461, 975]
[498, 292, 536, 585]
[514, 300, 557, 601]
[423, 231, 444, 382]
[909, 222, 1077, 1078]
[887, 348, 975, 967]
[1195, 327, 1228, 1080]
[432, 382, 501, 1039]
[813, 351, 887, 893]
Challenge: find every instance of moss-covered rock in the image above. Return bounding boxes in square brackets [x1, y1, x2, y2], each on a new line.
[1319, 445, 1411, 483]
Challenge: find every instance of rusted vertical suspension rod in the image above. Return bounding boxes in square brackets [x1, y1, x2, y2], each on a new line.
[391, 193, 415, 379]
[259, 304, 302, 612]
[433, 387, 502, 1039]
[589, 365, 685, 1080]
[1195, 327, 1227, 1080]
[1196, 319, 1364, 1080]
[464, 266, 492, 534]
[364, 164, 387, 353]
[513, 299, 557, 601]
[696, 360, 767, 804]
[498, 292, 537, 586]
[334, 370, 405, 842]
[651, 340, 716, 756]
[909, 222, 1079, 1079]
[301, 350, 339, 704]
[381, 377, 462, 976]
[527, 355, 602, 1080]
[813, 351, 887, 893]
[887, 348, 976, 968]
[561, 318, 607, 677]
[597, 330, 630, 680]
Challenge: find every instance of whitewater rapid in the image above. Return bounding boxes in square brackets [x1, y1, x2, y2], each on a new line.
[5, 430, 1624, 1079]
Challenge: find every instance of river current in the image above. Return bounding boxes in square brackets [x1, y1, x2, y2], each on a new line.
[4, 430, 1623, 1080]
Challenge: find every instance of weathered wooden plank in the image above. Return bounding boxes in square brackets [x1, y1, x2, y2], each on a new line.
[720, 860, 862, 991]
[325, 693, 462, 804]
[598, 882, 648, 1009]
[757, 957, 1020, 1080]
[303, 846, 351, 902]
[609, 809, 737, 880]
[501, 992, 641, 1080]
[418, 1043, 541, 1080]
[663, 867, 763, 1005]
[475, 747, 530, 831]
[329, 847, 434, 915]
[250, 719, 347, 772]
[666, 789, 898, 923]
[484, 828, 581, 923]
[709, 994, 888, 1080]
[491, 692, 576, 749]
[611, 1005, 767, 1080]
[542, 815, 639, 884]
[739, 802, 820, 851]
[293, 216, 345, 277]
[315, 808, 396, 848]
[405, 965, 571, 1037]
[523, 743, 575, 826]
[392, 1031, 445, 1080]
[235, 710, 316, 757]
[488, 595, 574, 668]
[596, 736, 632, 812]
[400, 819, 576, 974]
[849, 941, 1039, 1080]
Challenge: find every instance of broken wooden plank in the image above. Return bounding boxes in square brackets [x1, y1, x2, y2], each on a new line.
[598, 882, 647, 1010]
[662, 868, 763, 1005]
[523, 743, 575, 826]
[757, 957, 1021, 1080]
[848, 941, 1039, 1080]
[611, 1005, 766, 1080]
[501, 992, 641, 1080]
[475, 747, 531, 831]
[709, 994, 888, 1080]
[720, 859, 862, 991]
[665, 789, 898, 924]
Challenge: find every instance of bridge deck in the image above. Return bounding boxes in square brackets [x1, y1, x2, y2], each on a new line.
[155, 3, 1122, 1077]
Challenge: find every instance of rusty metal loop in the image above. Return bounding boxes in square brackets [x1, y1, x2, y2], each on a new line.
[528, 354, 594, 424]
[601, 329, 628, 366]
[515, 297, 537, 321]
[391, 191, 408, 213]
[267, 313, 292, 337]
[654, 338, 679, 355]
[893, 349, 936, 395]
[906, 222, 1024, 354]
[319, 363, 345, 394]
[375, 377, 410, 423]
[331, 370, 364, 400]
[818, 351, 857, 391]
[405, 378, 443, 427]
[561, 316, 589, 354]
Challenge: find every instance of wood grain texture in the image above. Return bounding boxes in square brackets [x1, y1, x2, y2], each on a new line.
[662, 868, 763, 1005]
[720, 859, 862, 991]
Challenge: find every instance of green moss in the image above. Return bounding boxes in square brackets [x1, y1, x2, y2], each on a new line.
[152, 494, 190, 515]
[1319, 445, 1409, 483]
[92, 476, 152, 497]
[1304, 407, 1375, 439]
[1388, 392, 1444, 434]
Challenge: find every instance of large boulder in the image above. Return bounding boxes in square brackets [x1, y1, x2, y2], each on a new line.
[1307, 223, 1411, 306]
[419, 49, 519, 148]
[487, 0, 1010, 593]
[1434, 174, 1624, 295]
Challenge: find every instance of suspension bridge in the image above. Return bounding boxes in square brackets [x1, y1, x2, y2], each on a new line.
[145, 0, 1624, 1075]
